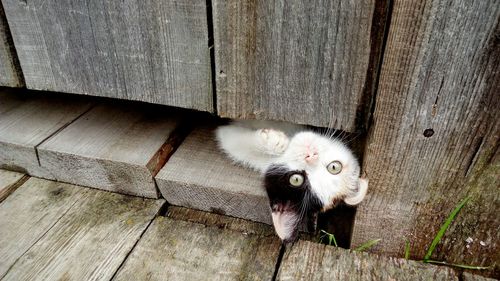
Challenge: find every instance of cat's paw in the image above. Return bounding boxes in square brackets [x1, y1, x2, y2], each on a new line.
[257, 129, 289, 155]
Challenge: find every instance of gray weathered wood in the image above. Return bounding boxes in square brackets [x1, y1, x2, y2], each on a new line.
[113, 211, 281, 281]
[38, 102, 182, 198]
[0, 3, 22, 87]
[462, 272, 498, 281]
[2, 178, 164, 281]
[156, 124, 272, 224]
[0, 89, 93, 178]
[2, 0, 212, 111]
[351, 0, 500, 277]
[277, 240, 459, 281]
[213, 0, 375, 130]
[0, 169, 26, 202]
[0, 178, 86, 278]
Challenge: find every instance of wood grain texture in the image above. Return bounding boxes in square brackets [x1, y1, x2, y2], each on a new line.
[351, 0, 500, 277]
[277, 240, 459, 281]
[0, 169, 26, 202]
[113, 215, 281, 281]
[463, 272, 498, 281]
[156, 125, 272, 224]
[213, 0, 375, 130]
[0, 89, 93, 178]
[0, 4, 22, 87]
[2, 0, 212, 111]
[38, 102, 182, 198]
[0, 178, 86, 278]
[2, 179, 164, 281]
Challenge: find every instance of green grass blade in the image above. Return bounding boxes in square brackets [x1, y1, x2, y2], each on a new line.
[404, 240, 410, 260]
[423, 196, 470, 261]
[353, 239, 381, 252]
[425, 260, 489, 270]
[331, 233, 338, 247]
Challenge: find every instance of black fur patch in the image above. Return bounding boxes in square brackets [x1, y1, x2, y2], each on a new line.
[264, 164, 323, 242]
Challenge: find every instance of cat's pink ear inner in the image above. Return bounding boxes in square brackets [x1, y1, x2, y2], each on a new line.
[344, 178, 368, 205]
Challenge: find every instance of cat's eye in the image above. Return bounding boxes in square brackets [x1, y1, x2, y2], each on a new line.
[289, 174, 304, 187]
[327, 161, 342, 175]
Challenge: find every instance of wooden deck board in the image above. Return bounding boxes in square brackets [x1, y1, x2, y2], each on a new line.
[113, 209, 281, 281]
[0, 178, 87, 278]
[0, 90, 94, 178]
[0, 169, 26, 202]
[1, 178, 164, 281]
[155, 125, 272, 224]
[38, 102, 182, 198]
[277, 240, 459, 281]
[0, 5, 23, 87]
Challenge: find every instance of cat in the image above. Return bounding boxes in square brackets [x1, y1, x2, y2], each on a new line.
[215, 119, 368, 243]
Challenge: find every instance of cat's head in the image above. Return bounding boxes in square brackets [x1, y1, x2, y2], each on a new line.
[265, 131, 368, 242]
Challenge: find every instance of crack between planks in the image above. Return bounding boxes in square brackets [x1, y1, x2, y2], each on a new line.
[205, 0, 217, 115]
[0, 193, 84, 280]
[109, 201, 168, 281]
[0, 174, 30, 203]
[33, 103, 96, 167]
[271, 244, 286, 281]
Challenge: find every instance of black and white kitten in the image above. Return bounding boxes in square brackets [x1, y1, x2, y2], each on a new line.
[216, 120, 368, 242]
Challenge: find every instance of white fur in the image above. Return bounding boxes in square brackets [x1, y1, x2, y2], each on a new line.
[215, 119, 368, 208]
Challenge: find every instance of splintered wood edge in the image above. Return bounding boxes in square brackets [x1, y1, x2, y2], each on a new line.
[165, 206, 276, 236]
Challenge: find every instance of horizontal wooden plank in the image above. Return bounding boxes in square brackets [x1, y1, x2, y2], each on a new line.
[462, 273, 498, 281]
[0, 169, 26, 202]
[350, 0, 500, 276]
[277, 240, 459, 281]
[38, 102, 182, 198]
[0, 5, 23, 87]
[2, 0, 212, 111]
[113, 211, 281, 281]
[213, 0, 376, 130]
[0, 90, 94, 178]
[156, 124, 272, 224]
[0, 178, 86, 278]
[2, 178, 164, 281]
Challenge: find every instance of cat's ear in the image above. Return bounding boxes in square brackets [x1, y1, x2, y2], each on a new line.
[344, 178, 368, 205]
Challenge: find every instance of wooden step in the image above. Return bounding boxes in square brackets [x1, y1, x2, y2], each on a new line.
[0, 89, 93, 178]
[0, 176, 164, 281]
[277, 240, 459, 281]
[155, 124, 272, 224]
[37, 101, 183, 198]
[113, 206, 281, 281]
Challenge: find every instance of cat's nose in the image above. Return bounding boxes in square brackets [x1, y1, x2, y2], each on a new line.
[305, 146, 318, 164]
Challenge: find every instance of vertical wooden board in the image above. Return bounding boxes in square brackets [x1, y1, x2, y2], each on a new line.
[113, 215, 281, 281]
[214, 0, 375, 130]
[38, 102, 182, 198]
[0, 90, 94, 178]
[2, 0, 212, 111]
[2, 180, 164, 281]
[0, 169, 26, 202]
[155, 125, 272, 224]
[0, 178, 86, 278]
[277, 240, 459, 281]
[351, 0, 500, 276]
[0, 4, 22, 87]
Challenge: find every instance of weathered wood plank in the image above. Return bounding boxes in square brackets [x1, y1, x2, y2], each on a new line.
[2, 0, 212, 111]
[213, 0, 375, 130]
[2, 178, 164, 281]
[277, 240, 459, 281]
[0, 169, 26, 202]
[0, 178, 86, 278]
[0, 89, 94, 178]
[166, 206, 275, 236]
[156, 124, 272, 224]
[0, 4, 22, 87]
[462, 272, 498, 281]
[38, 102, 182, 198]
[113, 210, 281, 281]
[351, 0, 500, 277]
